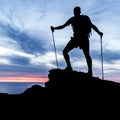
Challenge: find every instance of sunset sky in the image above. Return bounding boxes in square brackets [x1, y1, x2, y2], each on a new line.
[0, 0, 120, 85]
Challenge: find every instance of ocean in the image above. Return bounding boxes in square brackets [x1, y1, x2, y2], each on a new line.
[0, 82, 45, 94]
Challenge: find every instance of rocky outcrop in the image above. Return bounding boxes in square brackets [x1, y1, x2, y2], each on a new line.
[1, 69, 120, 113]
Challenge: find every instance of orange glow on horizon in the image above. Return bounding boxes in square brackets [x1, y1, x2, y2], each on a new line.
[0, 77, 49, 82]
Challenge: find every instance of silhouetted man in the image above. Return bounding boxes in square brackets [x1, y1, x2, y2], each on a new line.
[51, 6, 103, 76]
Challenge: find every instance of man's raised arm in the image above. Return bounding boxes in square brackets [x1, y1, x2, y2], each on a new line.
[51, 18, 71, 32]
[51, 24, 66, 32]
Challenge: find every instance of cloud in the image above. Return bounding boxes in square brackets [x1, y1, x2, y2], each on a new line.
[0, 22, 46, 53]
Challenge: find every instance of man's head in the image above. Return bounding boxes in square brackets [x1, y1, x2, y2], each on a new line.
[74, 6, 81, 16]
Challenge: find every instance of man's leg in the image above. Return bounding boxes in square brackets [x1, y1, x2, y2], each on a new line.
[83, 49, 92, 76]
[63, 39, 75, 71]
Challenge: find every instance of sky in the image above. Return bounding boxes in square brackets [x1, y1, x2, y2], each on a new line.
[0, 0, 120, 92]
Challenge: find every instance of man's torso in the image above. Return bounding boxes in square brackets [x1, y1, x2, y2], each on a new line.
[69, 15, 92, 37]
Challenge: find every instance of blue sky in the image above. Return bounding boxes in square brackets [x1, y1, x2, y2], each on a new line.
[0, 0, 120, 84]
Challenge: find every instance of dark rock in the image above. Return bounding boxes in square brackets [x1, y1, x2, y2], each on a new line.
[1, 68, 120, 113]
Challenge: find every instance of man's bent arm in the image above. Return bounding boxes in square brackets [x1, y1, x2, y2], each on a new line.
[92, 24, 101, 34]
[91, 23, 103, 38]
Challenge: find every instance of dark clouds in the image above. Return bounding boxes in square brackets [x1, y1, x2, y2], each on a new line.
[91, 50, 120, 63]
[0, 22, 47, 54]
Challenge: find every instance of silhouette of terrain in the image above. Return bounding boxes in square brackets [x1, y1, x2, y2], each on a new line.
[0, 69, 120, 114]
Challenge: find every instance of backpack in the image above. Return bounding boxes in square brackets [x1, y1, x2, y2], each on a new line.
[80, 15, 92, 35]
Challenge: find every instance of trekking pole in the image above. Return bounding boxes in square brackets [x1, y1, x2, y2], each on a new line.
[100, 36, 104, 80]
[51, 29, 59, 68]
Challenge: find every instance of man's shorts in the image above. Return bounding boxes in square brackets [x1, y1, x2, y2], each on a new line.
[70, 36, 89, 50]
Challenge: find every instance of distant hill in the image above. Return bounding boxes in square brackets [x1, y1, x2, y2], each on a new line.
[0, 68, 120, 113]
